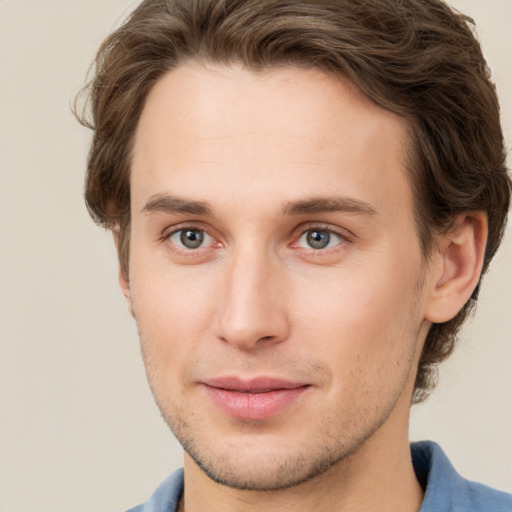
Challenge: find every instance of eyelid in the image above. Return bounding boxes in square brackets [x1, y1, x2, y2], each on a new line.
[161, 221, 213, 239]
[159, 221, 353, 255]
[170, 228, 213, 249]
[289, 223, 354, 257]
[161, 222, 222, 250]
[293, 222, 354, 242]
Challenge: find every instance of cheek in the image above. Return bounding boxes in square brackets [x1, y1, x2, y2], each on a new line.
[129, 255, 220, 380]
[290, 254, 423, 380]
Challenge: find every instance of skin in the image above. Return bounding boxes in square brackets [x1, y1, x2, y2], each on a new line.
[122, 63, 486, 511]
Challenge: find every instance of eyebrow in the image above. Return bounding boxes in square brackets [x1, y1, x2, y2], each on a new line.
[141, 193, 377, 218]
[142, 194, 213, 216]
[283, 196, 377, 216]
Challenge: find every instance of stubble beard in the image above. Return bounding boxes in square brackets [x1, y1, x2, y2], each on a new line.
[147, 377, 408, 492]
[169, 410, 388, 491]
[135, 286, 424, 492]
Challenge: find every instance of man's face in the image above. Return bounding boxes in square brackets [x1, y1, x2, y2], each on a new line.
[126, 64, 436, 490]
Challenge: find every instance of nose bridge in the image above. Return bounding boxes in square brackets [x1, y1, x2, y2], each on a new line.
[216, 243, 289, 349]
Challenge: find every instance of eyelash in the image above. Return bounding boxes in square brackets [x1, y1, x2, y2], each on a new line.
[161, 223, 352, 255]
[291, 224, 352, 253]
[162, 223, 220, 254]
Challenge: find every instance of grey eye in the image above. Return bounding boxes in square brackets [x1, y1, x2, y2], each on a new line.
[169, 228, 208, 249]
[180, 229, 204, 249]
[306, 230, 331, 249]
[297, 229, 343, 250]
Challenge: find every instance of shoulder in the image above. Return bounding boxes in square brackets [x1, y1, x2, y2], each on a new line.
[125, 468, 184, 512]
[412, 441, 512, 512]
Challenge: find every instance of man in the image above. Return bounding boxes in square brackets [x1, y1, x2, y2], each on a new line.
[77, 0, 511, 510]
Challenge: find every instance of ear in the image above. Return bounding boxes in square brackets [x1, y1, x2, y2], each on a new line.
[425, 212, 488, 323]
[113, 230, 134, 316]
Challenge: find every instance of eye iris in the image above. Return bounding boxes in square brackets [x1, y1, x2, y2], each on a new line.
[306, 230, 330, 249]
[180, 229, 204, 249]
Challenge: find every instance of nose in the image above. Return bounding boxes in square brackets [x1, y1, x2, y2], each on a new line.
[214, 248, 290, 351]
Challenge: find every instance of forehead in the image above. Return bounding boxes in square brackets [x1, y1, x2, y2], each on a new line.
[131, 63, 412, 219]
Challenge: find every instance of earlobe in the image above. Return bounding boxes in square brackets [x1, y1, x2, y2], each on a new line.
[425, 212, 488, 324]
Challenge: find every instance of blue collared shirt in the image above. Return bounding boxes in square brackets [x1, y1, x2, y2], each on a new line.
[127, 441, 512, 511]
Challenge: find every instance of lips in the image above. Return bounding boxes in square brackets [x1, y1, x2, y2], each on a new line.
[202, 377, 310, 420]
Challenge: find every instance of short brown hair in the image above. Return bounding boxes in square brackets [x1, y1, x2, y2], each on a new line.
[77, 0, 511, 403]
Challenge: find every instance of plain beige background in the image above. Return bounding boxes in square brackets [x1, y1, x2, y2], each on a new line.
[0, 1, 511, 511]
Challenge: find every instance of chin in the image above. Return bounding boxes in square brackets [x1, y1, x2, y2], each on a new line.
[167, 410, 381, 492]
[186, 443, 347, 491]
